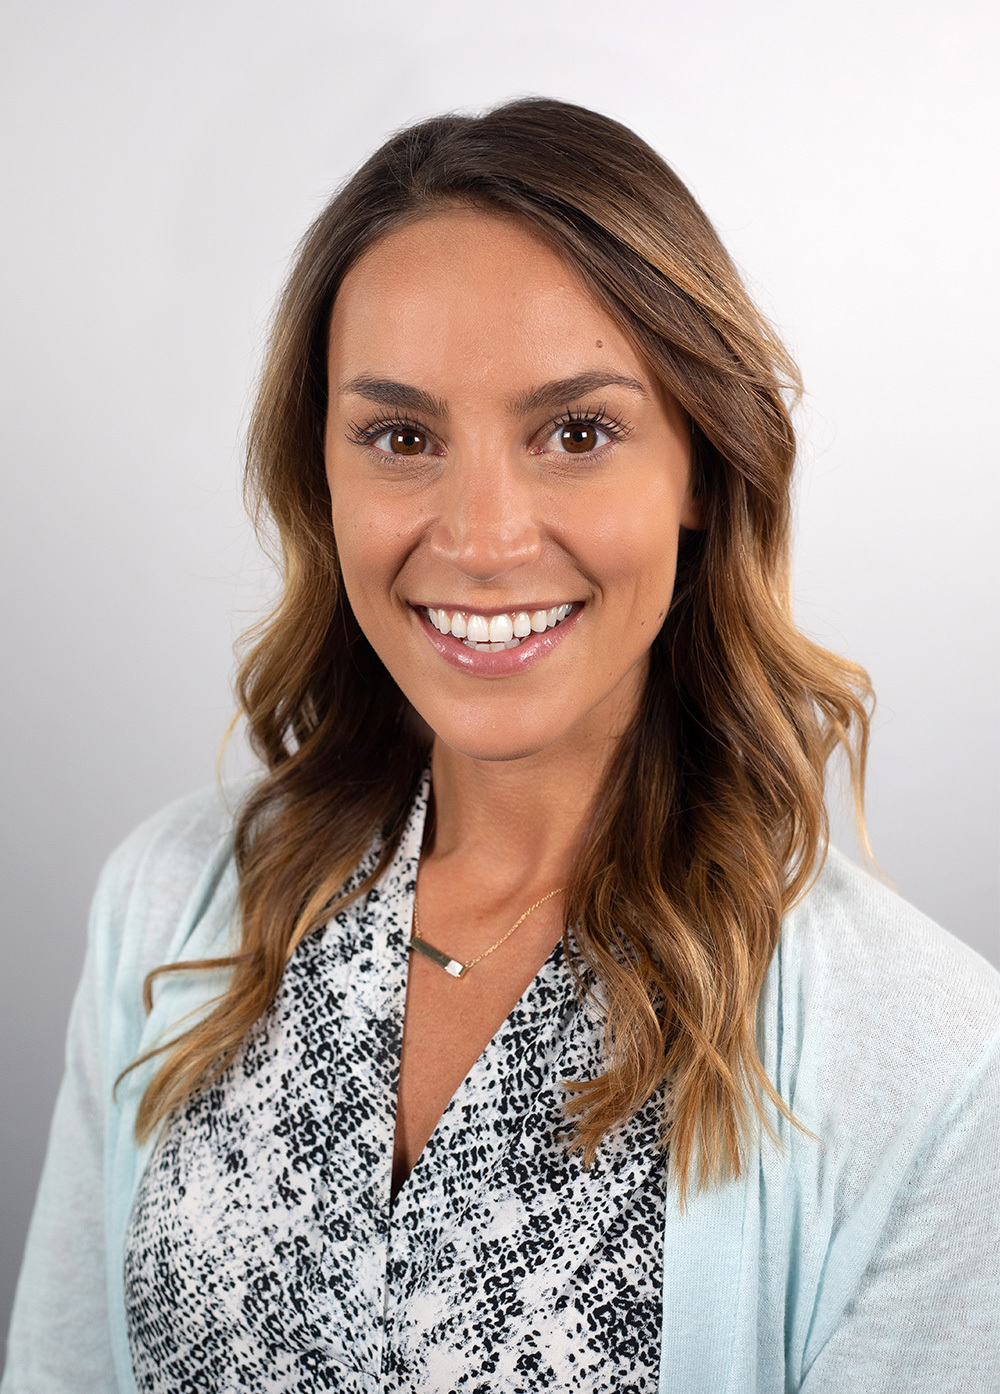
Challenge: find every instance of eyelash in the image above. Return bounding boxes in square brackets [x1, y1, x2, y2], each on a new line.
[548, 405, 631, 448]
[345, 410, 425, 450]
[345, 405, 632, 455]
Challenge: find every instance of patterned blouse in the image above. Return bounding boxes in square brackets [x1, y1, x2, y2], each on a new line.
[123, 779, 667, 1392]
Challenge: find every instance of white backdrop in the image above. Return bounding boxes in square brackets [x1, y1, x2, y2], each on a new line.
[2, 0, 997, 1334]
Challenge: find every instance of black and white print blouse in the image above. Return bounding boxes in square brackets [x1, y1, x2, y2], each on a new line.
[124, 778, 667, 1392]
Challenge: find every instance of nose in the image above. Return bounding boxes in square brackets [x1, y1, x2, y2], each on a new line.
[428, 450, 543, 582]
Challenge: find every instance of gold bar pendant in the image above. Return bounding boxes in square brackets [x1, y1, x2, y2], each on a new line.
[409, 936, 468, 978]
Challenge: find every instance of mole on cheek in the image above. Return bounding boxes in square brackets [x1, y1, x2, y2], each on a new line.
[595, 340, 603, 348]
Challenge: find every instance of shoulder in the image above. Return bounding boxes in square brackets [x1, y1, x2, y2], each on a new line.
[788, 847, 999, 1048]
[89, 777, 259, 984]
[757, 852, 1000, 1376]
[773, 847, 1000, 1147]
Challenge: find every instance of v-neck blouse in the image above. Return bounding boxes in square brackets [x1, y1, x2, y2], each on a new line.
[122, 781, 668, 1392]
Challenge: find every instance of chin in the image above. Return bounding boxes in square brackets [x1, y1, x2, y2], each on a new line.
[426, 712, 577, 765]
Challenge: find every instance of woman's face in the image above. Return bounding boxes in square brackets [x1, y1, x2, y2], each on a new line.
[325, 208, 699, 764]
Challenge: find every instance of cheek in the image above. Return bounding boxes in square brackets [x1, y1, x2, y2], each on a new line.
[330, 473, 405, 583]
[569, 484, 683, 612]
[329, 505, 403, 645]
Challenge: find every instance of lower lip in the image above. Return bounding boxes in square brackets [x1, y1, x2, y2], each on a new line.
[415, 606, 582, 675]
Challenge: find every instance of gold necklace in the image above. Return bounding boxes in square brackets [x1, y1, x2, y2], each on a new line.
[409, 887, 563, 979]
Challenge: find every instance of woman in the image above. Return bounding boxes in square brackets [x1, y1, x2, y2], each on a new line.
[4, 97, 998, 1394]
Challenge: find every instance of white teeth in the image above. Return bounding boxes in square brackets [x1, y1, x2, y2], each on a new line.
[427, 603, 575, 650]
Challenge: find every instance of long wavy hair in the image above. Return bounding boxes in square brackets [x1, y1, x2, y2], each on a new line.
[130, 97, 872, 1204]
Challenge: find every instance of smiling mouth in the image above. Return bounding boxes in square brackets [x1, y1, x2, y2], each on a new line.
[423, 604, 576, 652]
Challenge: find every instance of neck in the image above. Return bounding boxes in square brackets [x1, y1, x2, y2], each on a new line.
[426, 716, 628, 900]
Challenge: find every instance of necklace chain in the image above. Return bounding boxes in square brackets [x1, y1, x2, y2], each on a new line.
[410, 886, 563, 977]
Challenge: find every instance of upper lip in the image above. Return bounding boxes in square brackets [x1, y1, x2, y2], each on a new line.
[413, 601, 581, 616]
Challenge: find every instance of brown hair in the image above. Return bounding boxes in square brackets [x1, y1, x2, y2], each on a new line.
[129, 97, 871, 1204]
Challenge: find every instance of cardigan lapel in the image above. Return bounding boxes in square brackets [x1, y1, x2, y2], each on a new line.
[106, 828, 242, 1394]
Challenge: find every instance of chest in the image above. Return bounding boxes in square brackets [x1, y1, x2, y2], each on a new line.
[391, 916, 567, 1195]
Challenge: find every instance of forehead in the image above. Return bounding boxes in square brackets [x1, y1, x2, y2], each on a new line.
[326, 209, 650, 394]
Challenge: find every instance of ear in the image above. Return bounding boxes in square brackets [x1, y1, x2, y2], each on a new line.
[665, 393, 704, 531]
[679, 483, 704, 532]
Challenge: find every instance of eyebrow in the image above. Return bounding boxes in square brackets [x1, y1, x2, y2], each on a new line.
[339, 370, 649, 417]
[340, 376, 447, 418]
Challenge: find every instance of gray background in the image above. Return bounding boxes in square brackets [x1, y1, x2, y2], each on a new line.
[2, 0, 997, 1338]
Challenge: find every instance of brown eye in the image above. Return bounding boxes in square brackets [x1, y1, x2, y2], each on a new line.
[388, 427, 427, 455]
[559, 422, 600, 453]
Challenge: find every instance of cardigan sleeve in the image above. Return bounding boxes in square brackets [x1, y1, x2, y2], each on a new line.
[1, 911, 117, 1392]
[800, 1028, 1000, 1393]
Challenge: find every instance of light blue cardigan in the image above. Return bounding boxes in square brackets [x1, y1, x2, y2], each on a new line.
[4, 783, 1000, 1392]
